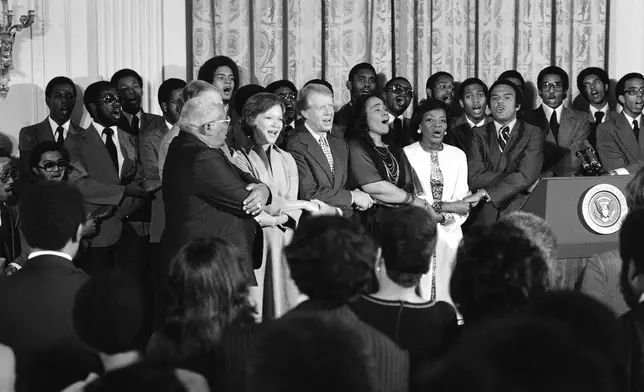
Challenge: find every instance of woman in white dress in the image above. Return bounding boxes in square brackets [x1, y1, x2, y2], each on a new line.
[404, 99, 472, 307]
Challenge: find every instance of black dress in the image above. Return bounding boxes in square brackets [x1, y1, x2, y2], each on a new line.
[347, 137, 418, 241]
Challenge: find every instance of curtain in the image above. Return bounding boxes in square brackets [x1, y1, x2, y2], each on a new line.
[192, 0, 607, 109]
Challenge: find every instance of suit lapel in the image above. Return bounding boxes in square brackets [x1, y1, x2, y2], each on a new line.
[117, 128, 136, 181]
[615, 113, 640, 161]
[301, 131, 333, 184]
[500, 121, 529, 171]
[37, 119, 54, 143]
[486, 122, 503, 167]
[558, 107, 574, 147]
[82, 125, 121, 183]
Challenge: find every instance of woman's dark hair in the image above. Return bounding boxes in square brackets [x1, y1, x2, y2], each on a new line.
[347, 93, 379, 146]
[28, 141, 70, 181]
[240, 92, 286, 140]
[232, 84, 267, 118]
[379, 207, 437, 288]
[450, 221, 548, 325]
[284, 216, 378, 303]
[197, 55, 240, 93]
[148, 237, 255, 362]
[409, 99, 448, 135]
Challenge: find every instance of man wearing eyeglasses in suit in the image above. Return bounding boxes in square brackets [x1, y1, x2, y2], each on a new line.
[382, 77, 415, 147]
[524, 66, 591, 178]
[597, 73, 644, 175]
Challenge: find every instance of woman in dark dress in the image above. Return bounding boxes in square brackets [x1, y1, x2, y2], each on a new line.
[347, 94, 438, 239]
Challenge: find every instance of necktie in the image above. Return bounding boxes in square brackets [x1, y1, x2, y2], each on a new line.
[498, 126, 510, 151]
[318, 136, 334, 174]
[56, 126, 64, 144]
[549, 111, 560, 143]
[394, 118, 403, 135]
[634, 120, 640, 143]
[131, 115, 140, 136]
[103, 127, 119, 173]
[594, 111, 605, 125]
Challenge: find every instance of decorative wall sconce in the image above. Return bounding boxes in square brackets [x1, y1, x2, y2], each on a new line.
[0, 0, 35, 100]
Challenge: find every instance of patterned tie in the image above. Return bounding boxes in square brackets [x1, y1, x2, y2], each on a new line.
[634, 120, 640, 143]
[550, 110, 559, 143]
[131, 115, 140, 136]
[318, 136, 334, 174]
[56, 126, 64, 144]
[103, 127, 119, 173]
[498, 126, 510, 151]
[429, 151, 444, 203]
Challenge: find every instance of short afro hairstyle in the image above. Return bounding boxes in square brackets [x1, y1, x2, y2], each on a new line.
[615, 72, 644, 102]
[348, 62, 376, 83]
[45, 76, 77, 99]
[266, 80, 297, 94]
[110, 68, 143, 87]
[197, 55, 240, 92]
[83, 81, 115, 112]
[488, 79, 524, 107]
[20, 181, 85, 250]
[576, 67, 609, 94]
[157, 78, 186, 107]
[537, 65, 570, 92]
[458, 77, 489, 100]
[73, 271, 146, 354]
[28, 141, 70, 180]
[233, 84, 267, 117]
[426, 71, 453, 90]
[498, 70, 525, 88]
[284, 216, 378, 303]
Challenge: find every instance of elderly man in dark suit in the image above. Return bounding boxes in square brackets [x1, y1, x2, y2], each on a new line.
[466, 80, 545, 225]
[161, 95, 270, 282]
[285, 83, 373, 216]
[597, 73, 644, 175]
[19, 76, 84, 173]
[64, 81, 154, 275]
[0, 182, 98, 389]
[523, 66, 590, 177]
[111, 69, 165, 137]
[445, 77, 490, 157]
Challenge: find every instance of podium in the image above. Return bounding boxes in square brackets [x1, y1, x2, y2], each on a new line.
[520, 176, 632, 258]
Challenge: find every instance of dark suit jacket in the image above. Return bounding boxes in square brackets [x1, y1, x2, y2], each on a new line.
[64, 124, 147, 247]
[18, 118, 84, 173]
[118, 110, 164, 137]
[468, 120, 544, 224]
[140, 120, 170, 243]
[284, 301, 409, 392]
[284, 124, 353, 215]
[622, 302, 644, 392]
[445, 114, 491, 158]
[524, 106, 591, 177]
[597, 112, 644, 173]
[384, 116, 416, 147]
[161, 131, 265, 280]
[586, 107, 617, 149]
[0, 254, 92, 378]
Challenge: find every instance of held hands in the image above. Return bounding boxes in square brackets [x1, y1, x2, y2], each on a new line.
[351, 189, 375, 211]
[310, 199, 342, 216]
[446, 201, 471, 215]
[81, 218, 98, 238]
[243, 183, 271, 215]
[422, 201, 444, 221]
[462, 190, 488, 208]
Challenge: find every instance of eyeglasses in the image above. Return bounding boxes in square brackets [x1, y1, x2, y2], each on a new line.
[387, 85, 414, 97]
[540, 82, 564, 92]
[625, 87, 644, 96]
[37, 160, 69, 172]
[0, 169, 18, 184]
[95, 94, 122, 106]
[278, 92, 297, 101]
[311, 104, 334, 113]
[206, 117, 231, 129]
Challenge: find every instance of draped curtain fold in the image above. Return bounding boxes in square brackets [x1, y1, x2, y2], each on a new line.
[192, 0, 607, 109]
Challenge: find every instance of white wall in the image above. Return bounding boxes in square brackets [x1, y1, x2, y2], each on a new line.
[0, 0, 187, 155]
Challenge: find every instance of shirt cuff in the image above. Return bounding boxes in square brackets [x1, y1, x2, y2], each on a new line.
[350, 190, 355, 206]
[613, 168, 630, 175]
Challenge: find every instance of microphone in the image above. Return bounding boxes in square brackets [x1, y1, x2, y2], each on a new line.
[582, 140, 602, 170]
[574, 142, 591, 172]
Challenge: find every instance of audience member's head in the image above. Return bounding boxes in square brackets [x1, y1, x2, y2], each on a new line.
[625, 165, 644, 211]
[487, 79, 522, 125]
[111, 68, 144, 115]
[241, 92, 285, 147]
[298, 83, 334, 134]
[577, 67, 609, 107]
[85, 362, 189, 392]
[537, 66, 569, 109]
[303, 78, 334, 95]
[73, 271, 146, 364]
[158, 78, 187, 125]
[28, 141, 70, 183]
[347, 62, 377, 101]
[615, 72, 644, 118]
[500, 211, 558, 286]
[284, 216, 378, 304]
[497, 70, 525, 89]
[84, 81, 122, 127]
[619, 208, 644, 308]
[148, 237, 254, 362]
[0, 344, 14, 392]
[450, 221, 548, 325]
[0, 157, 19, 202]
[377, 207, 437, 289]
[420, 317, 615, 392]
[197, 55, 240, 104]
[347, 93, 389, 142]
[233, 84, 267, 118]
[45, 76, 77, 126]
[426, 71, 455, 106]
[177, 95, 228, 149]
[409, 98, 449, 141]
[383, 77, 413, 116]
[266, 80, 298, 124]
[181, 80, 223, 105]
[20, 181, 85, 257]
[458, 78, 488, 123]
[248, 315, 376, 392]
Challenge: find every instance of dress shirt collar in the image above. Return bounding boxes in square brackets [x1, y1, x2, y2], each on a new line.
[494, 118, 517, 137]
[28, 250, 73, 261]
[589, 102, 609, 122]
[466, 115, 486, 129]
[287, 120, 295, 129]
[92, 121, 118, 138]
[541, 104, 563, 122]
[623, 112, 642, 129]
[165, 119, 174, 132]
[48, 117, 70, 137]
[304, 122, 330, 143]
[387, 112, 404, 125]
[122, 110, 142, 126]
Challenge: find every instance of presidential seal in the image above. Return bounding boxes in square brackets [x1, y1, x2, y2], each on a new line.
[581, 184, 628, 235]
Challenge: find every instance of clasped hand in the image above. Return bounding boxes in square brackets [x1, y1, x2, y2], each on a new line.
[462, 190, 487, 208]
[243, 183, 271, 215]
